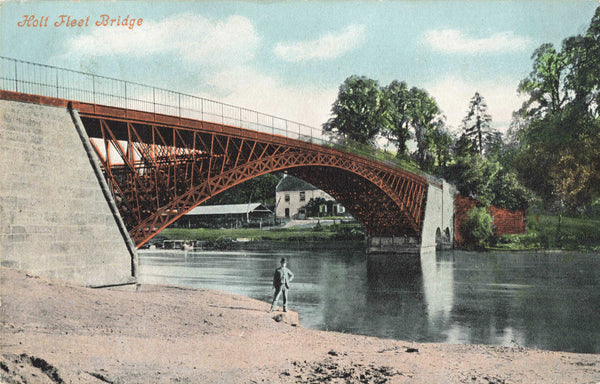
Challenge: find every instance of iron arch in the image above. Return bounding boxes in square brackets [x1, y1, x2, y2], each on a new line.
[77, 106, 428, 247]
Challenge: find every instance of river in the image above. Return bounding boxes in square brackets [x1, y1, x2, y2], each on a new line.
[138, 246, 600, 354]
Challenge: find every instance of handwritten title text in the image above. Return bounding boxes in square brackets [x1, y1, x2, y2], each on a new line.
[18, 15, 143, 29]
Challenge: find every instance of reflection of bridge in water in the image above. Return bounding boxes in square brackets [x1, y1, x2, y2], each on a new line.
[367, 250, 454, 332]
[1, 57, 455, 250]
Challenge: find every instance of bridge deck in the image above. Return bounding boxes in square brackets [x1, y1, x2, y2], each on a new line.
[1, 90, 429, 247]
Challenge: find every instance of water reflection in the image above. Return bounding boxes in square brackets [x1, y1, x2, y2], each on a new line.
[430, 250, 600, 353]
[439, 251, 600, 353]
[420, 249, 454, 332]
[138, 247, 600, 353]
[363, 252, 428, 339]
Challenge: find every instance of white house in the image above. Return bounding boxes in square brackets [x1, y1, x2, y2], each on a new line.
[275, 174, 348, 219]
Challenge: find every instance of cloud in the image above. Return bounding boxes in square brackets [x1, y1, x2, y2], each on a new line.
[423, 29, 531, 54]
[66, 14, 259, 67]
[206, 65, 336, 129]
[274, 24, 366, 62]
[425, 76, 525, 133]
[59, 12, 335, 130]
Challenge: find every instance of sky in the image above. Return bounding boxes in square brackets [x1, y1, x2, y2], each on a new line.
[1, 0, 598, 135]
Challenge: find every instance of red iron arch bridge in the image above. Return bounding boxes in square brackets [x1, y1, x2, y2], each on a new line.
[1, 57, 435, 248]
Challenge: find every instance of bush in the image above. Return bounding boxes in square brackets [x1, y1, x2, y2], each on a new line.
[582, 198, 600, 219]
[463, 206, 494, 249]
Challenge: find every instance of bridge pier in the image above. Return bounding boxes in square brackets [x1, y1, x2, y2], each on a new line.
[0, 98, 137, 286]
[366, 236, 421, 254]
[366, 178, 456, 254]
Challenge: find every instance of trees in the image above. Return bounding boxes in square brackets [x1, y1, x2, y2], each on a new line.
[445, 145, 500, 207]
[512, 6, 600, 213]
[205, 173, 281, 206]
[383, 82, 447, 172]
[427, 124, 454, 174]
[518, 43, 568, 119]
[323, 75, 389, 145]
[462, 206, 494, 249]
[444, 130, 531, 211]
[562, 11, 600, 119]
[383, 80, 412, 158]
[302, 197, 329, 217]
[449, 94, 504, 206]
[489, 168, 533, 211]
[409, 87, 445, 170]
[324, 75, 446, 170]
[461, 92, 493, 155]
[323, 73, 533, 212]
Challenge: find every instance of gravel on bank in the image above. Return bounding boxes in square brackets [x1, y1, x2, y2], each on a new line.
[1, 267, 598, 383]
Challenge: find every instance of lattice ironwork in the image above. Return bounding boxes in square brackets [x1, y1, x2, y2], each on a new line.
[76, 102, 428, 247]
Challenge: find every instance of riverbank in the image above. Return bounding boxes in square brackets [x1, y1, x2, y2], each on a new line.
[158, 213, 600, 252]
[495, 213, 600, 252]
[155, 221, 364, 250]
[2, 267, 598, 383]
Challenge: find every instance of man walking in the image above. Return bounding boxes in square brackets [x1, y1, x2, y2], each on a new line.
[269, 257, 294, 312]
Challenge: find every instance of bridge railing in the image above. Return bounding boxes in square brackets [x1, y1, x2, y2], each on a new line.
[0, 56, 326, 145]
[0, 56, 426, 174]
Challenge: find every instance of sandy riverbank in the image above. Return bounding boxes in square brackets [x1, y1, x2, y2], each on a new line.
[1, 267, 598, 383]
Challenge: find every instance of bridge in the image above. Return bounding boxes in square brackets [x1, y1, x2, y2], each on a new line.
[76, 101, 433, 247]
[0, 57, 464, 285]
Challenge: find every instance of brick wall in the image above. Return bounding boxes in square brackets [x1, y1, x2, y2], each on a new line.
[454, 195, 526, 246]
[489, 206, 527, 236]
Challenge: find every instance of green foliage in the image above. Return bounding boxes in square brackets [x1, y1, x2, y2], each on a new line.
[462, 206, 494, 249]
[562, 11, 600, 115]
[453, 133, 478, 158]
[321, 7, 600, 216]
[437, 91, 531, 207]
[484, 131, 504, 159]
[325, 75, 446, 173]
[489, 169, 534, 211]
[384, 80, 412, 157]
[551, 119, 600, 212]
[323, 75, 388, 145]
[446, 153, 498, 206]
[461, 92, 493, 155]
[495, 213, 600, 251]
[324, 74, 532, 211]
[583, 198, 600, 218]
[159, 222, 365, 243]
[445, 141, 532, 211]
[408, 87, 445, 170]
[205, 173, 281, 206]
[512, 7, 600, 213]
[302, 197, 329, 217]
[327, 137, 422, 174]
[427, 125, 454, 174]
[518, 43, 568, 118]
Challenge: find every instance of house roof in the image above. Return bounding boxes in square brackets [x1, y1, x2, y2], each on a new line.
[185, 203, 272, 216]
[276, 175, 319, 192]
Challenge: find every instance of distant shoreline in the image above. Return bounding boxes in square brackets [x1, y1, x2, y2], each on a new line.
[149, 221, 365, 250]
[150, 212, 600, 252]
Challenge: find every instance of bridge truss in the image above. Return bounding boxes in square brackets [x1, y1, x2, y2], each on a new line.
[76, 103, 429, 247]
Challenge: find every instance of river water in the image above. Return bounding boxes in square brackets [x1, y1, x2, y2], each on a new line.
[138, 246, 600, 354]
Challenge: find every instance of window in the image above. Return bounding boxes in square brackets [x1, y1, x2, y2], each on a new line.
[299, 191, 306, 202]
[338, 205, 345, 214]
[285, 193, 290, 202]
[319, 204, 327, 213]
